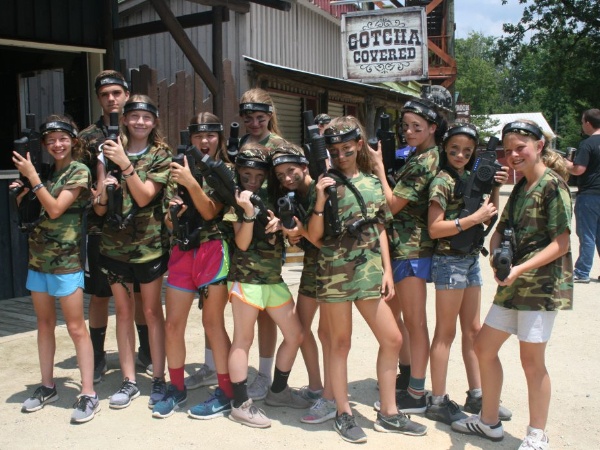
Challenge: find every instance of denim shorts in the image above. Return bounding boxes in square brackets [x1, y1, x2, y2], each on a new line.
[431, 254, 482, 290]
[26, 270, 84, 298]
[392, 257, 432, 283]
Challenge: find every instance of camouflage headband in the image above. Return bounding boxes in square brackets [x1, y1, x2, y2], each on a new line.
[40, 120, 78, 138]
[402, 99, 441, 125]
[188, 123, 224, 134]
[236, 149, 270, 171]
[502, 121, 544, 141]
[239, 102, 273, 116]
[314, 114, 332, 125]
[124, 101, 159, 118]
[323, 126, 361, 145]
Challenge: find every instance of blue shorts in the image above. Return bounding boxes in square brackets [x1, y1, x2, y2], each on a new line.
[26, 270, 84, 298]
[392, 257, 432, 283]
[431, 254, 482, 290]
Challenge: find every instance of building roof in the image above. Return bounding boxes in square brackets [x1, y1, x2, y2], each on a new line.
[487, 112, 556, 140]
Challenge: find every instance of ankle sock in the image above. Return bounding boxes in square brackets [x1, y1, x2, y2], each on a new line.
[217, 373, 234, 399]
[232, 379, 249, 408]
[397, 364, 411, 390]
[270, 367, 290, 394]
[407, 377, 425, 398]
[258, 357, 274, 380]
[204, 348, 215, 371]
[89, 326, 107, 356]
[136, 324, 150, 357]
[168, 366, 185, 391]
[469, 388, 483, 398]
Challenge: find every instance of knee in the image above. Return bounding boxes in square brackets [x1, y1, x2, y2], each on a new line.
[520, 353, 547, 379]
[434, 324, 458, 345]
[317, 324, 330, 346]
[66, 320, 87, 342]
[461, 323, 481, 345]
[330, 335, 352, 356]
[474, 335, 494, 361]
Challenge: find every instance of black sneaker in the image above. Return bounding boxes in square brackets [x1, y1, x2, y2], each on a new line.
[374, 411, 427, 436]
[93, 352, 107, 383]
[334, 412, 367, 443]
[396, 389, 427, 414]
[22, 385, 59, 412]
[425, 395, 468, 425]
[464, 391, 512, 421]
[136, 346, 153, 376]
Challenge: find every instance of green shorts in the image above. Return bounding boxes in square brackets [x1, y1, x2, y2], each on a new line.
[227, 281, 292, 310]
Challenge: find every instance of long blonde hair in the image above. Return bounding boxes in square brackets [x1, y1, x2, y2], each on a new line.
[121, 95, 169, 152]
[239, 88, 282, 136]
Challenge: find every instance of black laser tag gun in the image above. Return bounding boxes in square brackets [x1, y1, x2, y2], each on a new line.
[302, 110, 322, 181]
[227, 122, 240, 163]
[277, 191, 307, 230]
[492, 228, 515, 281]
[103, 112, 126, 229]
[368, 113, 397, 187]
[170, 130, 204, 250]
[450, 136, 503, 255]
[189, 148, 269, 229]
[9, 114, 49, 232]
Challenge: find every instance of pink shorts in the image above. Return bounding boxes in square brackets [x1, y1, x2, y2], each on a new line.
[166, 240, 230, 293]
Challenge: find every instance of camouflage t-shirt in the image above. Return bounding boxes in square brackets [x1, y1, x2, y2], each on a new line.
[100, 144, 171, 263]
[494, 168, 573, 311]
[316, 172, 391, 302]
[429, 169, 480, 256]
[390, 146, 439, 260]
[79, 118, 109, 235]
[227, 187, 284, 285]
[28, 161, 91, 274]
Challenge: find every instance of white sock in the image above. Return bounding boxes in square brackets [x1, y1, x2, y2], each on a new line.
[469, 388, 483, 398]
[204, 348, 215, 371]
[258, 357, 274, 380]
[432, 395, 445, 405]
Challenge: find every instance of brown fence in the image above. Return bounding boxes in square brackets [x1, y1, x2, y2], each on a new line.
[124, 59, 239, 148]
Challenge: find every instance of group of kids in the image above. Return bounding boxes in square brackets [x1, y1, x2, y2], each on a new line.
[11, 70, 573, 450]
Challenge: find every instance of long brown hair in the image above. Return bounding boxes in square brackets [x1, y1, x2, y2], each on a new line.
[326, 116, 373, 174]
[41, 114, 89, 162]
[189, 112, 229, 162]
[121, 94, 169, 152]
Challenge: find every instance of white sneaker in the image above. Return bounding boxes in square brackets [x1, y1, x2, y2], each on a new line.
[247, 372, 270, 401]
[451, 414, 504, 442]
[184, 364, 217, 390]
[518, 426, 550, 450]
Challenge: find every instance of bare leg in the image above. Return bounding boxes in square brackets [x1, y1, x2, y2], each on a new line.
[202, 284, 231, 375]
[229, 299, 260, 383]
[31, 292, 57, 386]
[139, 277, 166, 378]
[520, 341, 551, 430]
[459, 287, 482, 390]
[111, 282, 136, 381]
[296, 293, 323, 391]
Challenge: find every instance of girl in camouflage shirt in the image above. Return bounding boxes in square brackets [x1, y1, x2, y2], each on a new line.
[308, 116, 426, 443]
[12, 116, 98, 423]
[452, 120, 573, 450]
[427, 123, 511, 425]
[93, 95, 170, 410]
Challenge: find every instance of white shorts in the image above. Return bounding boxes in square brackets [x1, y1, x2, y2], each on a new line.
[484, 304, 557, 343]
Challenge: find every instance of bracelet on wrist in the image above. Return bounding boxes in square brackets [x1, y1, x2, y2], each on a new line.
[31, 183, 44, 193]
[454, 218, 464, 232]
[312, 210, 324, 217]
[243, 212, 256, 223]
[121, 162, 132, 172]
[122, 169, 136, 179]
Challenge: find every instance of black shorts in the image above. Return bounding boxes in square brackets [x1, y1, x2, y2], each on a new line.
[84, 235, 113, 297]
[99, 253, 169, 285]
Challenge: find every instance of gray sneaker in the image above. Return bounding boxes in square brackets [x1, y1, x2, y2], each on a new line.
[296, 385, 323, 402]
[374, 411, 427, 436]
[184, 364, 217, 390]
[109, 378, 140, 409]
[463, 391, 513, 421]
[22, 385, 59, 412]
[71, 394, 100, 423]
[425, 395, 468, 425]
[265, 386, 312, 409]
[247, 372, 270, 401]
[301, 397, 337, 424]
[229, 398, 271, 428]
[334, 412, 367, 444]
[148, 377, 167, 409]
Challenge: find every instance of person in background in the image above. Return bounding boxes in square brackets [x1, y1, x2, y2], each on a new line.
[564, 108, 600, 283]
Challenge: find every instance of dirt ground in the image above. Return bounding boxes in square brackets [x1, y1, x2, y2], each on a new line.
[1, 187, 599, 449]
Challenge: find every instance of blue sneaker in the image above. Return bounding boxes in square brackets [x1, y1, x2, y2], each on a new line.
[188, 387, 232, 420]
[147, 377, 167, 409]
[152, 385, 187, 419]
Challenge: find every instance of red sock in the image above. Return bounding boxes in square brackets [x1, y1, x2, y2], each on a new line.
[169, 366, 185, 391]
[217, 373, 234, 399]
